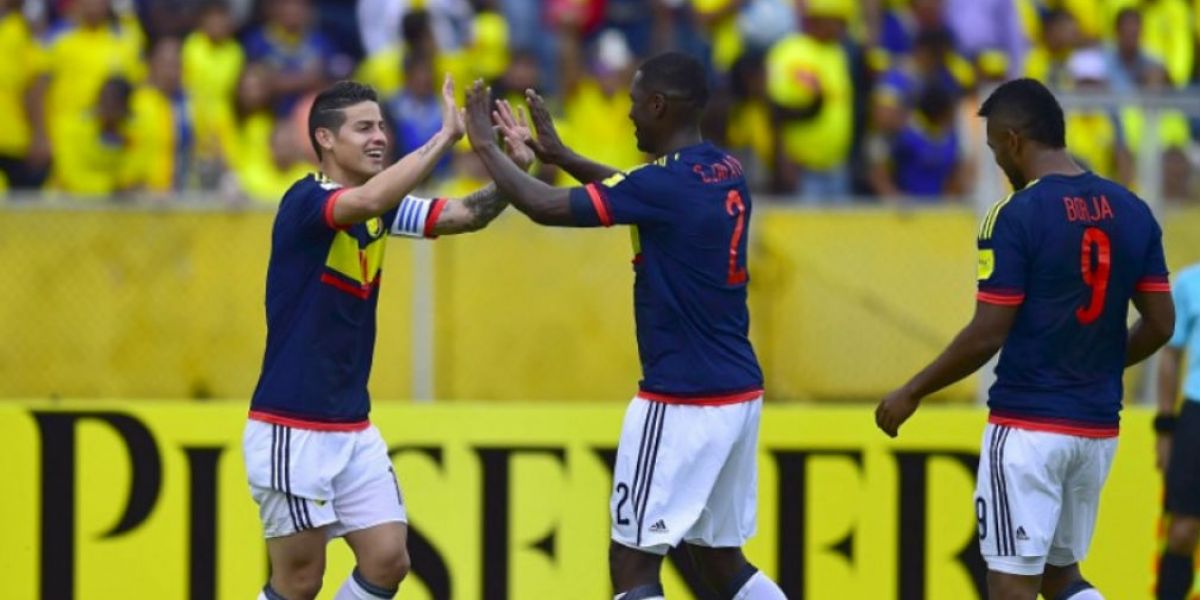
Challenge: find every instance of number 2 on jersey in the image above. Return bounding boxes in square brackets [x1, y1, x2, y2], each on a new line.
[1076, 227, 1111, 325]
[725, 190, 748, 285]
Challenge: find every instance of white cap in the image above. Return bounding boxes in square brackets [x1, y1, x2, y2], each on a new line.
[595, 29, 633, 74]
[1067, 48, 1108, 82]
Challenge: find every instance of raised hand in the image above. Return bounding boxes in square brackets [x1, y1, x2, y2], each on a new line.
[492, 99, 536, 171]
[523, 89, 568, 164]
[440, 73, 465, 141]
[463, 80, 496, 149]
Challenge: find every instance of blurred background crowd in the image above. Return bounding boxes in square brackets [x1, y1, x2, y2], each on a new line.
[2, 0, 1200, 205]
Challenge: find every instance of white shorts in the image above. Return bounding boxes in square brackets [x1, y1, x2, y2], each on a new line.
[610, 395, 762, 555]
[974, 423, 1117, 576]
[242, 420, 407, 539]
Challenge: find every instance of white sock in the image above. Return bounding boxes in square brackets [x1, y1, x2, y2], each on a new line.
[733, 571, 787, 600]
[334, 569, 396, 599]
[255, 593, 267, 600]
[1062, 589, 1104, 600]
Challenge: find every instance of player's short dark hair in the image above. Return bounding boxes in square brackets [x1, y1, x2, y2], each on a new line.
[637, 51, 710, 112]
[308, 81, 379, 159]
[978, 78, 1066, 148]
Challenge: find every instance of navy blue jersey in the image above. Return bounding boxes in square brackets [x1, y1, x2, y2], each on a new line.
[250, 174, 445, 428]
[977, 172, 1170, 436]
[568, 142, 764, 404]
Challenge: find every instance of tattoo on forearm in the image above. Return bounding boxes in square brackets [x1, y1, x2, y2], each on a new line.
[416, 137, 438, 157]
[462, 183, 507, 227]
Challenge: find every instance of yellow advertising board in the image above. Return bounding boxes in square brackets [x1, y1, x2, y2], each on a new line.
[0, 401, 1177, 599]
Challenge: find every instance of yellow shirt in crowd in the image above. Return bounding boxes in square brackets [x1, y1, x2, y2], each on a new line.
[48, 112, 136, 196]
[182, 31, 244, 159]
[766, 33, 853, 171]
[558, 80, 645, 182]
[0, 11, 45, 158]
[43, 18, 145, 154]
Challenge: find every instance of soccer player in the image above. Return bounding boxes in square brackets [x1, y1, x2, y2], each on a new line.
[243, 76, 532, 600]
[1156, 261, 1200, 600]
[875, 78, 1176, 600]
[462, 52, 787, 600]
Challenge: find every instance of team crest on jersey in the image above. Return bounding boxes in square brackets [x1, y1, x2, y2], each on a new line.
[365, 217, 383, 238]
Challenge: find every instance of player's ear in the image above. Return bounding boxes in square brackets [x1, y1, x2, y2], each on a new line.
[650, 92, 667, 118]
[315, 127, 336, 153]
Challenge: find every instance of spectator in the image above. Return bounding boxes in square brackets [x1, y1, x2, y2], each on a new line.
[766, 0, 854, 201]
[387, 52, 452, 179]
[1139, 0, 1193, 87]
[0, 0, 48, 190]
[556, 28, 643, 180]
[1025, 9, 1080, 89]
[943, 0, 1026, 77]
[867, 83, 967, 200]
[47, 77, 138, 196]
[1162, 147, 1198, 204]
[493, 49, 542, 106]
[128, 37, 194, 193]
[724, 49, 773, 191]
[182, 0, 244, 172]
[220, 63, 308, 202]
[875, 29, 974, 113]
[242, 0, 337, 116]
[1105, 7, 1165, 93]
[1063, 48, 1133, 185]
[879, 0, 945, 56]
[38, 0, 145, 185]
[354, 9, 466, 102]
[356, 0, 474, 58]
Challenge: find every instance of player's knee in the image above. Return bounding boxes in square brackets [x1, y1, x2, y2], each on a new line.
[359, 543, 410, 588]
[273, 567, 324, 600]
[1167, 516, 1200, 554]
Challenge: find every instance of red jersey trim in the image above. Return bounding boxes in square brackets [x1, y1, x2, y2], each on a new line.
[1136, 275, 1171, 293]
[988, 414, 1118, 438]
[638, 389, 763, 406]
[977, 291, 1025, 306]
[585, 183, 613, 227]
[323, 189, 351, 231]
[249, 410, 371, 432]
[424, 197, 447, 238]
[320, 272, 372, 299]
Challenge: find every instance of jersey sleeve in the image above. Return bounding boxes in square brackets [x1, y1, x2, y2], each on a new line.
[386, 194, 447, 239]
[566, 166, 673, 227]
[1135, 219, 1171, 293]
[276, 178, 348, 240]
[976, 199, 1028, 306]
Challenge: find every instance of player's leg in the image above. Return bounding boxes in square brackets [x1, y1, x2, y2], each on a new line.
[682, 398, 783, 599]
[1159, 401, 1200, 600]
[608, 397, 741, 598]
[261, 528, 329, 600]
[1041, 563, 1104, 599]
[1040, 434, 1117, 600]
[339, 522, 410, 599]
[1159, 515, 1200, 600]
[243, 421, 342, 600]
[986, 571, 1041, 600]
[325, 426, 410, 599]
[974, 424, 1067, 600]
[684, 546, 784, 599]
[610, 542, 667, 599]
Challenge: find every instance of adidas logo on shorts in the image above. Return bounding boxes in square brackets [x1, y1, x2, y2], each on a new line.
[649, 520, 669, 534]
[1015, 526, 1028, 541]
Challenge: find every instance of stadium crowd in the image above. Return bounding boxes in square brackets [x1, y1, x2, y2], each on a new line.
[1, 0, 1199, 204]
